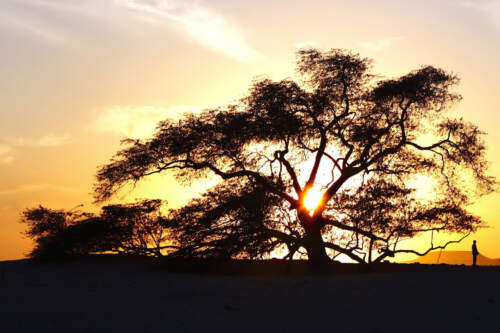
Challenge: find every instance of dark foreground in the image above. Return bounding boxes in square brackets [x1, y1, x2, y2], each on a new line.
[1, 255, 499, 332]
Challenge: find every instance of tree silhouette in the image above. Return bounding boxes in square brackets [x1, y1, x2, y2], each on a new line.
[95, 49, 495, 263]
[99, 200, 174, 257]
[21, 200, 173, 259]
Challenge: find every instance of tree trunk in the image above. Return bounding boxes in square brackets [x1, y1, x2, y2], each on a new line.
[368, 239, 373, 263]
[303, 224, 330, 264]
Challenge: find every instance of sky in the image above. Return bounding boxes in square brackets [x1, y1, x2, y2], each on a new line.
[1, 0, 499, 260]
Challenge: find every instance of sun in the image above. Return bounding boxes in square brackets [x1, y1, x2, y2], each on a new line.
[303, 186, 323, 212]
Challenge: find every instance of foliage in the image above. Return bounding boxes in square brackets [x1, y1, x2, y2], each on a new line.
[94, 48, 495, 263]
[21, 200, 173, 259]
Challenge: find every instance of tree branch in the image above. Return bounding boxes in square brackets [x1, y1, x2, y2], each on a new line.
[323, 241, 365, 263]
[373, 232, 471, 263]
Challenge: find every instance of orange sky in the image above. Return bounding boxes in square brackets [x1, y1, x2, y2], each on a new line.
[1, 0, 499, 260]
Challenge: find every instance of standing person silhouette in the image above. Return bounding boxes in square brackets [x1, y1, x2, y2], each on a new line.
[472, 240, 479, 266]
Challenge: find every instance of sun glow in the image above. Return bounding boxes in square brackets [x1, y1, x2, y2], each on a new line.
[303, 186, 323, 212]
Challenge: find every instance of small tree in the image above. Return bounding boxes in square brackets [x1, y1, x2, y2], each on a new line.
[21, 200, 173, 259]
[94, 48, 495, 263]
[21, 205, 98, 258]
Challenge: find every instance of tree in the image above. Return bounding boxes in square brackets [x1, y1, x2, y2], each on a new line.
[21, 200, 174, 259]
[21, 205, 100, 258]
[94, 48, 495, 263]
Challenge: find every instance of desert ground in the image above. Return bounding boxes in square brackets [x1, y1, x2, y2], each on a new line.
[1, 256, 499, 333]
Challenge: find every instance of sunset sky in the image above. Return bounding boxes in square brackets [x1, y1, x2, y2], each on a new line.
[1, 0, 499, 260]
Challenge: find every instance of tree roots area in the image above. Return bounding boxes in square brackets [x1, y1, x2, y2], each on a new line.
[1, 255, 499, 333]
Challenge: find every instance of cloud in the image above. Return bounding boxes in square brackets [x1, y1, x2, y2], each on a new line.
[0, 183, 78, 196]
[0, 134, 70, 164]
[117, 0, 261, 61]
[0, 0, 79, 47]
[2, 16, 72, 46]
[461, 1, 500, 28]
[0, 144, 14, 164]
[12, 133, 72, 147]
[0, 134, 71, 163]
[92, 105, 202, 138]
[359, 37, 403, 52]
[295, 41, 319, 50]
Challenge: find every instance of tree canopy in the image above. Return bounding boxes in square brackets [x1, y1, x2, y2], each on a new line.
[21, 200, 173, 259]
[94, 48, 495, 263]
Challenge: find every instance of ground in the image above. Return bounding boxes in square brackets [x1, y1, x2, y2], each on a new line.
[0, 256, 499, 332]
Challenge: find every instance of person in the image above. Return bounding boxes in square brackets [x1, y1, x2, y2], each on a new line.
[472, 240, 479, 266]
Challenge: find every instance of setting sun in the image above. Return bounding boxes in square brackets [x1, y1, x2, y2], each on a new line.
[303, 187, 323, 212]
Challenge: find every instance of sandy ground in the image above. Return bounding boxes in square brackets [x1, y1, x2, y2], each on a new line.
[0, 258, 499, 333]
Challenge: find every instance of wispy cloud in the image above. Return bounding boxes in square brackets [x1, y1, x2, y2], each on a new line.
[0, 134, 71, 164]
[359, 36, 403, 52]
[461, 1, 500, 29]
[11, 133, 72, 147]
[0, 0, 79, 47]
[0, 144, 14, 164]
[0, 183, 78, 196]
[3, 16, 72, 46]
[295, 41, 319, 50]
[117, 0, 261, 61]
[92, 105, 202, 138]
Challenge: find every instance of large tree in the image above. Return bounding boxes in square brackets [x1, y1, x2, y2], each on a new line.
[95, 49, 495, 263]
